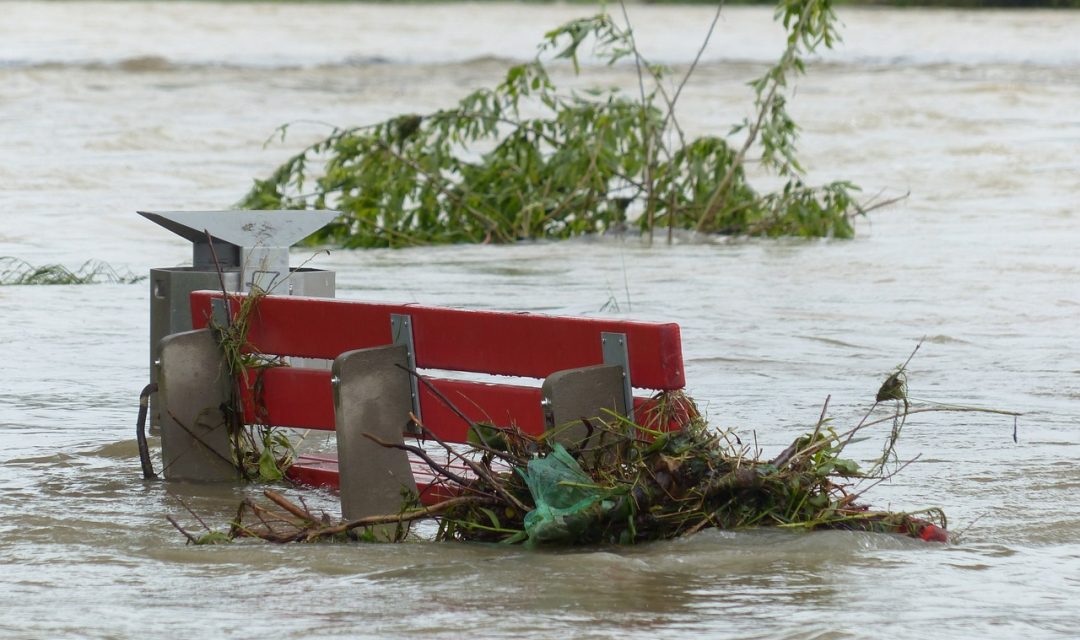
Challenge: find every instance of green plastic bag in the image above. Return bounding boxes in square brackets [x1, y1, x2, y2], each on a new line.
[519, 444, 609, 545]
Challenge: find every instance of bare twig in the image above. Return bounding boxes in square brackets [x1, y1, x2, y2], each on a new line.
[360, 432, 476, 488]
[204, 229, 230, 323]
[393, 363, 522, 463]
[395, 364, 475, 430]
[670, 2, 725, 118]
[166, 515, 199, 544]
[308, 496, 499, 540]
[858, 190, 910, 215]
[773, 394, 831, 468]
[410, 413, 531, 514]
[851, 454, 922, 500]
[164, 490, 216, 534]
[618, 1, 657, 245]
[161, 409, 237, 472]
[264, 489, 317, 522]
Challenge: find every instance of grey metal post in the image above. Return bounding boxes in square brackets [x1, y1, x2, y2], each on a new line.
[156, 329, 237, 482]
[541, 364, 628, 450]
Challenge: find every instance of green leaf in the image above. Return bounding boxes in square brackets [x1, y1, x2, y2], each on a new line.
[832, 458, 862, 477]
[468, 423, 508, 451]
[258, 446, 284, 482]
[194, 531, 231, 545]
[479, 507, 502, 530]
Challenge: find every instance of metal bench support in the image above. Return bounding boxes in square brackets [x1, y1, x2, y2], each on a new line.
[333, 344, 418, 541]
[541, 364, 627, 449]
[157, 328, 237, 482]
[390, 313, 422, 432]
[601, 332, 634, 423]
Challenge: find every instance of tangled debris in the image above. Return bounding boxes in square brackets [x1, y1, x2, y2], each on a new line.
[169, 347, 1018, 547]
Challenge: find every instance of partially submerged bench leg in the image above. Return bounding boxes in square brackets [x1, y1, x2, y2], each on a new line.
[157, 328, 237, 482]
[333, 344, 417, 540]
[541, 364, 627, 449]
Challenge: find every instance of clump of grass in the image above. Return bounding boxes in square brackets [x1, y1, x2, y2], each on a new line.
[196, 243, 334, 484]
[208, 286, 297, 483]
[0, 257, 144, 285]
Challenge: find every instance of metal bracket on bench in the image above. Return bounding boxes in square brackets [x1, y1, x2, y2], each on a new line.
[390, 313, 422, 432]
[210, 296, 231, 328]
[333, 343, 417, 539]
[601, 332, 634, 423]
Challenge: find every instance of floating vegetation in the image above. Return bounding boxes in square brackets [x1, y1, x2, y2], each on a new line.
[0, 257, 144, 285]
[209, 285, 298, 484]
[240, 1, 902, 248]
[171, 346, 1018, 547]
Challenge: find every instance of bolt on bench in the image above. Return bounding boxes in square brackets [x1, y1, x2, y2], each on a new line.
[156, 290, 686, 525]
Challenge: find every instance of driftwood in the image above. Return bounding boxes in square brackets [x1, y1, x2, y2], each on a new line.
[236, 490, 499, 543]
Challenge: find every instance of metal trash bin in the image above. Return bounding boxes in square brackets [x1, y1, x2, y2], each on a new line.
[140, 209, 337, 425]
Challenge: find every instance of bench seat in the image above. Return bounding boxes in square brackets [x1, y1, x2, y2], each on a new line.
[155, 290, 687, 524]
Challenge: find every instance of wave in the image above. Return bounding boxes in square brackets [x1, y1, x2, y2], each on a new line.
[4, 53, 1080, 77]
[0, 54, 395, 73]
[4, 2, 1080, 75]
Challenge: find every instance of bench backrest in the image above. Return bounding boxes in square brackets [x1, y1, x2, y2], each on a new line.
[190, 290, 685, 441]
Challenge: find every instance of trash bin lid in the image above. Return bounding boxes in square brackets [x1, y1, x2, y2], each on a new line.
[138, 210, 338, 249]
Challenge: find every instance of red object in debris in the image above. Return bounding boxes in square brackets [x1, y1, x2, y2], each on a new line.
[918, 523, 949, 543]
[285, 454, 459, 505]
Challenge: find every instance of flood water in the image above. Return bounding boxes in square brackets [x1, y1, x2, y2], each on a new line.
[2, 2, 1079, 638]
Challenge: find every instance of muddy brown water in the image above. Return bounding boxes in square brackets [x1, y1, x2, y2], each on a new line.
[1, 2, 1079, 638]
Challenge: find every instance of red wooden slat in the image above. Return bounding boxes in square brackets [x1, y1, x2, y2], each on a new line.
[286, 455, 339, 491]
[191, 291, 684, 390]
[287, 455, 481, 506]
[286, 393, 693, 500]
[241, 367, 335, 430]
[200, 288, 688, 499]
[236, 367, 671, 438]
[418, 379, 543, 440]
[236, 367, 545, 437]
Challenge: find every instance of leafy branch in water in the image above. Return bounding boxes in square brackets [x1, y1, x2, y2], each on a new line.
[240, 0, 888, 248]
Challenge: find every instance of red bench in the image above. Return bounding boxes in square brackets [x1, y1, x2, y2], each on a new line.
[156, 290, 686, 525]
